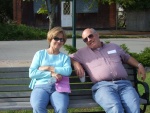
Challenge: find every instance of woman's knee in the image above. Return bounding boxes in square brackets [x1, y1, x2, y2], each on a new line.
[31, 102, 47, 113]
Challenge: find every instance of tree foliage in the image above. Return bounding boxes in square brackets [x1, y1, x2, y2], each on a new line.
[123, 0, 150, 11]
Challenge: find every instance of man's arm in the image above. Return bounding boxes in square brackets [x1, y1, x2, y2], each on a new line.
[71, 58, 85, 78]
[127, 56, 146, 81]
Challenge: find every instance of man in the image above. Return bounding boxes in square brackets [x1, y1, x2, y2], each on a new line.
[70, 28, 146, 113]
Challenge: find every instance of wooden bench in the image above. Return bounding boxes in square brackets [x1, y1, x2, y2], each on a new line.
[0, 64, 149, 113]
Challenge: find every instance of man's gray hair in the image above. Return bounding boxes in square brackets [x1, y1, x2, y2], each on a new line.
[89, 28, 96, 33]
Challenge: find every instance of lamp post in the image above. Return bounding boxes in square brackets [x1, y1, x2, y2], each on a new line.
[72, 0, 76, 48]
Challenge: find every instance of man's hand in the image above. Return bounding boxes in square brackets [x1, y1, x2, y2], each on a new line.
[137, 64, 146, 81]
[127, 57, 146, 81]
[72, 60, 85, 78]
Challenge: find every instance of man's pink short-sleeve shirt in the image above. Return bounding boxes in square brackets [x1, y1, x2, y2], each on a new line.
[70, 43, 130, 83]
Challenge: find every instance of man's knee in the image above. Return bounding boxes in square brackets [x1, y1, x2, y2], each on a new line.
[105, 103, 124, 113]
[32, 102, 47, 113]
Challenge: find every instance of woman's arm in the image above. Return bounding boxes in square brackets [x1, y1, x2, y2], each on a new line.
[29, 51, 51, 79]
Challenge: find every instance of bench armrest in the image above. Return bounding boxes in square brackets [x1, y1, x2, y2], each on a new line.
[137, 80, 150, 104]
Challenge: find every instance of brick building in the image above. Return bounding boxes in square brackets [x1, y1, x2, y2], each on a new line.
[13, 0, 116, 29]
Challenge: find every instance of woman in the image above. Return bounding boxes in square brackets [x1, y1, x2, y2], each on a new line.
[29, 27, 72, 113]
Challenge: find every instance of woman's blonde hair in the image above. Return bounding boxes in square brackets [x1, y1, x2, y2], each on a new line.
[47, 26, 67, 45]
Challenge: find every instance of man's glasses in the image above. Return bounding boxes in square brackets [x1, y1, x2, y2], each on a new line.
[83, 34, 94, 42]
[53, 37, 65, 42]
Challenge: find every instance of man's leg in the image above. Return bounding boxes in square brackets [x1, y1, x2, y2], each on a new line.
[92, 81, 124, 113]
[119, 80, 140, 113]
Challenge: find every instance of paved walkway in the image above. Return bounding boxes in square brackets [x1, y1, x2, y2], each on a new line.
[0, 30, 150, 67]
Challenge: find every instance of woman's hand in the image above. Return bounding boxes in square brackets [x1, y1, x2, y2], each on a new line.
[51, 72, 62, 82]
[39, 66, 55, 72]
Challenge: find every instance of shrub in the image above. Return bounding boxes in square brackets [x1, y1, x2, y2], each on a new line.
[137, 47, 150, 67]
[63, 44, 77, 54]
[0, 23, 47, 40]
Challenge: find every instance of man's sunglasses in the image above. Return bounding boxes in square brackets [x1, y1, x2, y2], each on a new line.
[53, 37, 65, 42]
[83, 34, 94, 42]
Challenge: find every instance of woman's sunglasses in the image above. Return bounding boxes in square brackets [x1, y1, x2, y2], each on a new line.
[53, 37, 65, 42]
[83, 34, 94, 42]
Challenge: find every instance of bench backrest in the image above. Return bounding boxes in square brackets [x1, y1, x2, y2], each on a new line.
[0, 64, 137, 102]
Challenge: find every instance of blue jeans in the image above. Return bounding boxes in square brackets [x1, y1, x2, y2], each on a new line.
[30, 84, 69, 113]
[92, 80, 140, 113]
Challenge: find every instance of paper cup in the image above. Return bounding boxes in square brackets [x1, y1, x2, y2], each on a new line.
[79, 72, 85, 82]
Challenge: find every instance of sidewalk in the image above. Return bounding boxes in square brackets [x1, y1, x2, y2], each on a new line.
[0, 30, 150, 67]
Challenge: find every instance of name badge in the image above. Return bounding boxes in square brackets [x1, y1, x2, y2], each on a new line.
[107, 50, 117, 54]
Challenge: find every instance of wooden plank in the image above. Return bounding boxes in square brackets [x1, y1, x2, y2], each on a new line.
[0, 98, 30, 102]
[0, 92, 31, 98]
[127, 76, 134, 80]
[70, 90, 92, 96]
[70, 95, 92, 100]
[0, 102, 32, 110]
[69, 76, 91, 82]
[0, 72, 29, 79]
[0, 79, 30, 85]
[0, 67, 29, 72]
[70, 83, 93, 89]
[0, 85, 30, 92]
[68, 99, 99, 108]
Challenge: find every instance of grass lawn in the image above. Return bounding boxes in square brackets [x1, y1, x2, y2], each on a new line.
[142, 72, 150, 113]
[0, 72, 150, 113]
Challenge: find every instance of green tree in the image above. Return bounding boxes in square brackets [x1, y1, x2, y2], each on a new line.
[37, 0, 60, 30]
[121, 0, 150, 11]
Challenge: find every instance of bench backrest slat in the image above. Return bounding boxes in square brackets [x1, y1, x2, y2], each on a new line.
[0, 72, 29, 79]
[0, 98, 30, 102]
[0, 79, 30, 85]
[0, 86, 30, 92]
[0, 92, 30, 98]
[0, 67, 29, 72]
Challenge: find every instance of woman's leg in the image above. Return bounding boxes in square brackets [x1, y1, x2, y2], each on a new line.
[50, 91, 69, 113]
[30, 87, 49, 113]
